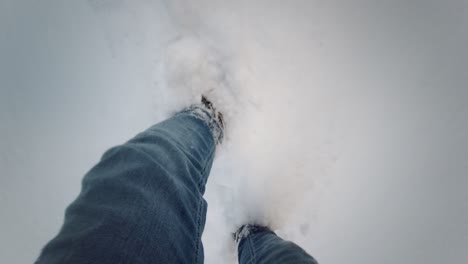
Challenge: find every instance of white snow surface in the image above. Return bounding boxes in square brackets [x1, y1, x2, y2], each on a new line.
[1, 0, 468, 264]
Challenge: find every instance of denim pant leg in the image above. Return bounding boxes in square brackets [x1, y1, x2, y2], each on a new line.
[35, 108, 219, 264]
[238, 228, 318, 264]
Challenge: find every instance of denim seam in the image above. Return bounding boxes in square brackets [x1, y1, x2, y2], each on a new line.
[192, 110, 216, 189]
[198, 147, 215, 189]
[193, 196, 204, 263]
[175, 109, 216, 190]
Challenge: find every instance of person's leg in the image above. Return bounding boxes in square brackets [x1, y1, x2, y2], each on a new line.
[236, 225, 318, 264]
[35, 105, 223, 264]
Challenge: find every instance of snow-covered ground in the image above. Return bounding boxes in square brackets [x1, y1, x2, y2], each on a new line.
[1, 0, 467, 263]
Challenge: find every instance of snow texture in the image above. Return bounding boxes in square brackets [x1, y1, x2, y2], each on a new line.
[1, 0, 468, 264]
[158, 32, 328, 263]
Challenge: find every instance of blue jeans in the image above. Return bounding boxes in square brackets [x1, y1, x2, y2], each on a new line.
[35, 107, 317, 264]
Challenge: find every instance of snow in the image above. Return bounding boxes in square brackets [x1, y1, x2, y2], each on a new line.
[1, 0, 468, 264]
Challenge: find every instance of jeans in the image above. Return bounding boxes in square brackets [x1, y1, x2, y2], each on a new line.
[35, 107, 317, 264]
